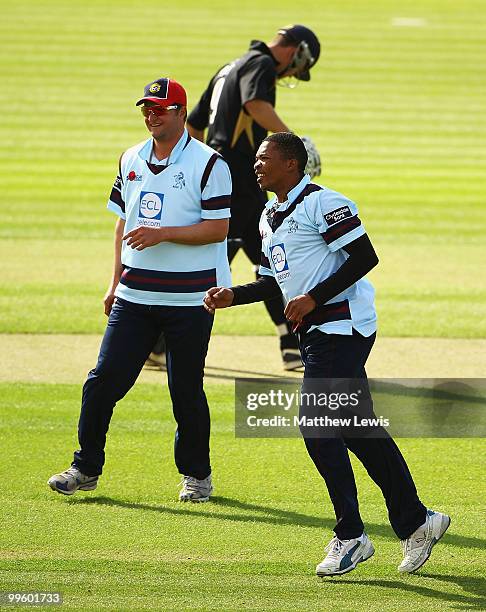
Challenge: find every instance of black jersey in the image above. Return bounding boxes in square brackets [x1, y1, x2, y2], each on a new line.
[188, 41, 277, 163]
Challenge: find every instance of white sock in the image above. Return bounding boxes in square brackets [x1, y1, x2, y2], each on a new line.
[277, 323, 288, 337]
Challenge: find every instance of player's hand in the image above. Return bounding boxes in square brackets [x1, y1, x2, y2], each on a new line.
[123, 226, 167, 250]
[103, 291, 116, 316]
[203, 287, 234, 314]
[284, 294, 317, 330]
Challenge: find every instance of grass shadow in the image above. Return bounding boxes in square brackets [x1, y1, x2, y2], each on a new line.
[67, 495, 486, 550]
[70, 494, 338, 531]
[420, 573, 486, 599]
[330, 577, 486, 610]
[144, 363, 301, 381]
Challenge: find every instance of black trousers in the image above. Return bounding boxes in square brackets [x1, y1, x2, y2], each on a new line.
[299, 329, 427, 540]
[73, 298, 213, 480]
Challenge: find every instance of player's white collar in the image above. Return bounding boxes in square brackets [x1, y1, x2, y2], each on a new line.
[138, 128, 189, 166]
[266, 174, 311, 211]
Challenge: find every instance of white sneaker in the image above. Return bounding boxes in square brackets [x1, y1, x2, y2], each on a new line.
[47, 466, 98, 496]
[316, 533, 374, 576]
[179, 474, 213, 503]
[398, 509, 450, 573]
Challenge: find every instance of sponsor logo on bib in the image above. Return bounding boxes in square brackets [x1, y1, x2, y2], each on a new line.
[324, 205, 352, 226]
[270, 243, 291, 282]
[128, 170, 142, 182]
[138, 191, 164, 227]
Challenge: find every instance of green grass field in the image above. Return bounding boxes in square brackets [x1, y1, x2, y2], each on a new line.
[1, 0, 485, 610]
[1, 383, 485, 610]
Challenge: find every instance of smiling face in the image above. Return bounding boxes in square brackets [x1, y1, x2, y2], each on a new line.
[142, 102, 186, 142]
[255, 140, 301, 197]
[254, 141, 284, 192]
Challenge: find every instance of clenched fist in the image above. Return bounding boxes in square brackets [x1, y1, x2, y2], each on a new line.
[203, 287, 234, 314]
[284, 293, 317, 331]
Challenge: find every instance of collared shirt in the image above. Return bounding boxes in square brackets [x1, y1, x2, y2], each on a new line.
[137, 129, 192, 165]
[258, 175, 377, 336]
[107, 129, 232, 306]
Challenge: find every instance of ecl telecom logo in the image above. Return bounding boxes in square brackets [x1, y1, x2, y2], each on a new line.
[138, 191, 164, 226]
[270, 243, 291, 282]
[270, 244, 288, 272]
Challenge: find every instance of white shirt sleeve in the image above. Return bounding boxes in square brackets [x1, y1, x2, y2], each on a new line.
[200, 157, 232, 220]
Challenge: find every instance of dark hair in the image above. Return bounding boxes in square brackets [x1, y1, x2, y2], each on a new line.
[264, 132, 308, 173]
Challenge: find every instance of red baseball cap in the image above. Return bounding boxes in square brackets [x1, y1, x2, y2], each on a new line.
[135, 78, 187, 107]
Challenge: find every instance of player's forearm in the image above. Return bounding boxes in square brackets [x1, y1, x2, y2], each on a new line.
[109, 218, 125, 290]
[187, 123, 205, 142]
[231, 275, 281, 305]
[162, 219, 229, 245]
[307, 235, 379, 305]
[244, 100, 290, 133]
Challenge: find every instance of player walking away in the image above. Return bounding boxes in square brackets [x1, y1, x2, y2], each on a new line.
[204, 133, 450, 575]
[48, 78, 232, 503]
[147, 24, 321, 372]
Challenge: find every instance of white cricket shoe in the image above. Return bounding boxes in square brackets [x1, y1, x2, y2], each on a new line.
[316, 533, 374, 576]
[398, 509, 450, 573]
[47, 466, 98, 496]
[179, 474, 213, 503]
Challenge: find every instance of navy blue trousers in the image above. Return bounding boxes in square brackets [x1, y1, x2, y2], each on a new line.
[73, 298, 213, 480]
[299, 329, 427, 540]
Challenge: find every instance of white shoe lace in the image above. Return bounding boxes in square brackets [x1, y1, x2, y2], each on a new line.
[180, 476, 210, 494]
[324, 536, 346, 561]
[62, 466, 81, 478]
[180, 476, 197, 492]
[401, 525, 427, 557]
